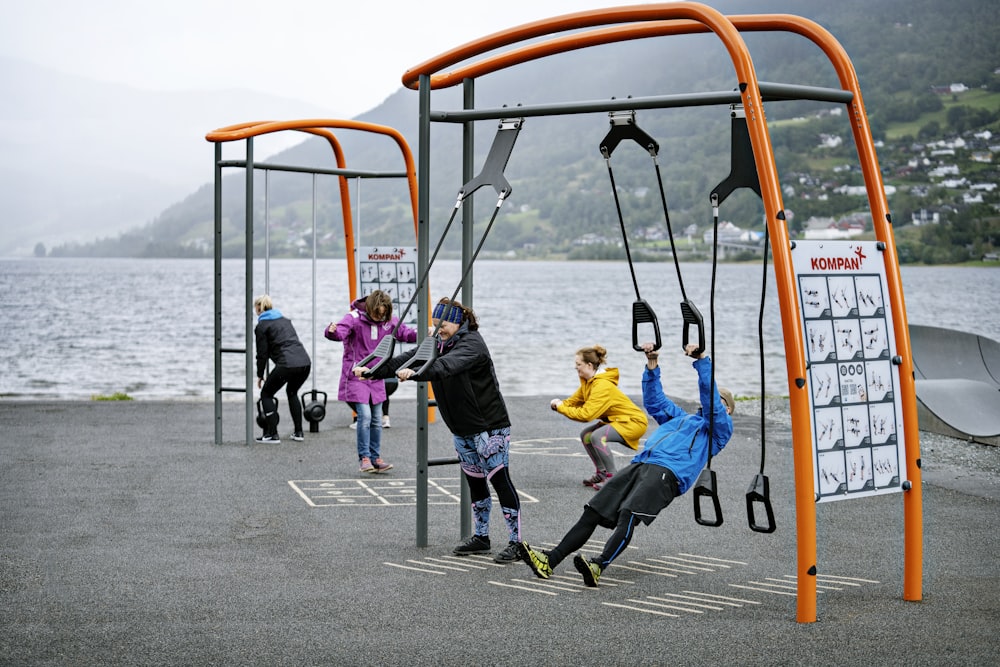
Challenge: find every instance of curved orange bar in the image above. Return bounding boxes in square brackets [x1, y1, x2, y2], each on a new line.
[410, 9, 921, 604]
[402, 3, 700, 89]
[206, 119, 420, 302]
[404, 2, 818, 622]
[735, 14, 922, 603]
[400, 0, 923, 619]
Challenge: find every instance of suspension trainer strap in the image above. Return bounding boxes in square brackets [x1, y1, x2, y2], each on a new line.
[693, 205, 723, 528]
[358, 200, 462, 375]
[600, 110, 661, 351]
[709, 105, 762, 206]
[747, 228, 776, 533]
[360, 118, 523, 376]
[707, 104, 775, 533]
[404, 118, 524, 376]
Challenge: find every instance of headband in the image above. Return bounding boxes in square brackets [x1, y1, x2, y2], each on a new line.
[432, 303, 463, 324]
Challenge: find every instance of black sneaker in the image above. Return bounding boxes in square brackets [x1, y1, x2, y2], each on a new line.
[290, 432, 304, 442]
[453, 535, 491, 556]
[494, 541, 520, 563]
[573, 554, 602, 587]
[255, 434, 281, 444]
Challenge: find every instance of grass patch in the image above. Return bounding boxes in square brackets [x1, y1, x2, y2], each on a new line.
[885, 89, 1000, 140]
[91, 392, 134, 401]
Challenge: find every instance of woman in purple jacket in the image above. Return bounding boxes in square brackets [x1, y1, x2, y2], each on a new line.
[325, 290, 417, 473]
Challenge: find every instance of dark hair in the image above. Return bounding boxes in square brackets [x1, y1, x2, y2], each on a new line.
[576, 345, 608, 368]
[435, 297, 478, 330]
[365, 290, 393, 322]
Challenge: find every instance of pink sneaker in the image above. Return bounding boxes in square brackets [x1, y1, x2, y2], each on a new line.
[359, 456, 374, 473]
[372, 458, 394, 473]
[583, 471, 611, 487]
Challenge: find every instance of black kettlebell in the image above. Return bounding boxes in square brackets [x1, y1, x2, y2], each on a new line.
[302, 389, 328, 433]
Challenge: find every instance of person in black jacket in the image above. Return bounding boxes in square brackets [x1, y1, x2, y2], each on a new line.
[355, 297, 524, 563]
[254, 295, 311, 444]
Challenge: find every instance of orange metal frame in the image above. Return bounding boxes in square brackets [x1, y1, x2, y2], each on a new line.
[205, 118, 420, 300]
[205, 119, 424, 444]
[402, 2, 922, 623]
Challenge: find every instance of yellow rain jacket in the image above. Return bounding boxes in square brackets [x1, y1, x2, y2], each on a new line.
[556, 367, 648, 449]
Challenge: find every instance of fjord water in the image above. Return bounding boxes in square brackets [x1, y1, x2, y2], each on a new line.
[2, 258, 997, 401]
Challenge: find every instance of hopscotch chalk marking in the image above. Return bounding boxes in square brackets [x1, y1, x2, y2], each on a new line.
[289, 477, 539, 507]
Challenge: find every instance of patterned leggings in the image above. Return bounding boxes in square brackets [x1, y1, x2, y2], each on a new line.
[452, 427, 521, 543]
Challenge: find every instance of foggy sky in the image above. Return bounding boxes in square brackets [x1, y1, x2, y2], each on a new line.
[1, 0, 622, 118]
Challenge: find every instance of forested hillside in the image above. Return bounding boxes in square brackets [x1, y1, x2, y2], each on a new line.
[52, 0, 1000, 264]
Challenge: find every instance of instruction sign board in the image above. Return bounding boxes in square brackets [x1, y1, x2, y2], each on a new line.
[357, 246, 418, 326]
[791, 240, 908, 503]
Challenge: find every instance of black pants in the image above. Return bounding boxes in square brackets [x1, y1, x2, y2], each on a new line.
[384, 377, 399, 415]
[261, 365, 311, 432]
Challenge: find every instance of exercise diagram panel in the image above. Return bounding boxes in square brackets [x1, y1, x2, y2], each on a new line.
[357, 246, 418, 325]
[791, 240, 908, 502]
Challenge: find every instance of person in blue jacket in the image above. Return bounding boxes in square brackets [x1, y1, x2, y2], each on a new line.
[518, 342, 735, 587]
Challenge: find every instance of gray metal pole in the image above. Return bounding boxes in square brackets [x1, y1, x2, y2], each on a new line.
[416, 75, 431, 547]
[311, 173, 318, 390]
[214, 142, 223, 445]
[459, 77, 475, 537]
[245, 138, 255, 446]
[264, 171, 270, 293]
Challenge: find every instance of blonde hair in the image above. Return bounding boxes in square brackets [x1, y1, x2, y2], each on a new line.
[253, 295, 273, 312]
[576, 345, 608, 369]
[718, 387, 735, 415]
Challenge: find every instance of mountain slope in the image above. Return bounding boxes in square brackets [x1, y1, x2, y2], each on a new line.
[26, 0, 1000, 259]
[0, 56, 345, 256]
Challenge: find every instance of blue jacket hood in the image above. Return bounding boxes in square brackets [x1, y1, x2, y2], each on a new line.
[258, 308, 283, 321]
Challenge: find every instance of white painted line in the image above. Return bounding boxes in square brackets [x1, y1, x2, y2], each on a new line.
[509, 578, 580, 592]
[462, 554, 505, 566]
[632, 560, 701, 575]
[356, 480, 391, 505]
[613, 563, 675, 578]
[817, 574, 880, 584]
[428, 557, 492, 570]
[384, 562, 447, 574]
[287, 480, 317, 507]
[646, 594, 727, 610]
[407, 560, 470, 573]
[682, 590, 761, 605]
[729, 584, 796, 596]
[549, 575, 589, 587]
[677, 553, 748, 565]
[602, 602, 679, 617]
[487, 581, 557, 595]
[627, 598, 705, 614]
[749, 579, 797, 590]
[652, 556, 726, 571]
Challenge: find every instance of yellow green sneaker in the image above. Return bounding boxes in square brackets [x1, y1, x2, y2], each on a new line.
[574, 554, 602, 587]
[517, 541, 552, 579]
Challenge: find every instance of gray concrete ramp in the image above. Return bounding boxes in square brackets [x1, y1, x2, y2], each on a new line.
[910, 324, 1000, 446]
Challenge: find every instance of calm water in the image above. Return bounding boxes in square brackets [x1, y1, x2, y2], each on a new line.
[1, 258, 997, 402]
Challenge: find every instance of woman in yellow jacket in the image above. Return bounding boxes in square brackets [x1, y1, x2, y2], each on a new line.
[551, 345, 648, 490]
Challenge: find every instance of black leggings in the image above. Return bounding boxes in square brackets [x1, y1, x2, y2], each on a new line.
[261, 365, 311, 432]
[465, 466, 520, 511]
[547, 506, 638, 570]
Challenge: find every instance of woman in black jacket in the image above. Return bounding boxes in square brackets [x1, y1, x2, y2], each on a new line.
[254, 295, 311, 443]
[355, 297, 523, 564]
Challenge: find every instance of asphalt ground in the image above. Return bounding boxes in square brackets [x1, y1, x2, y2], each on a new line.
[1, 397, 998, 667]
